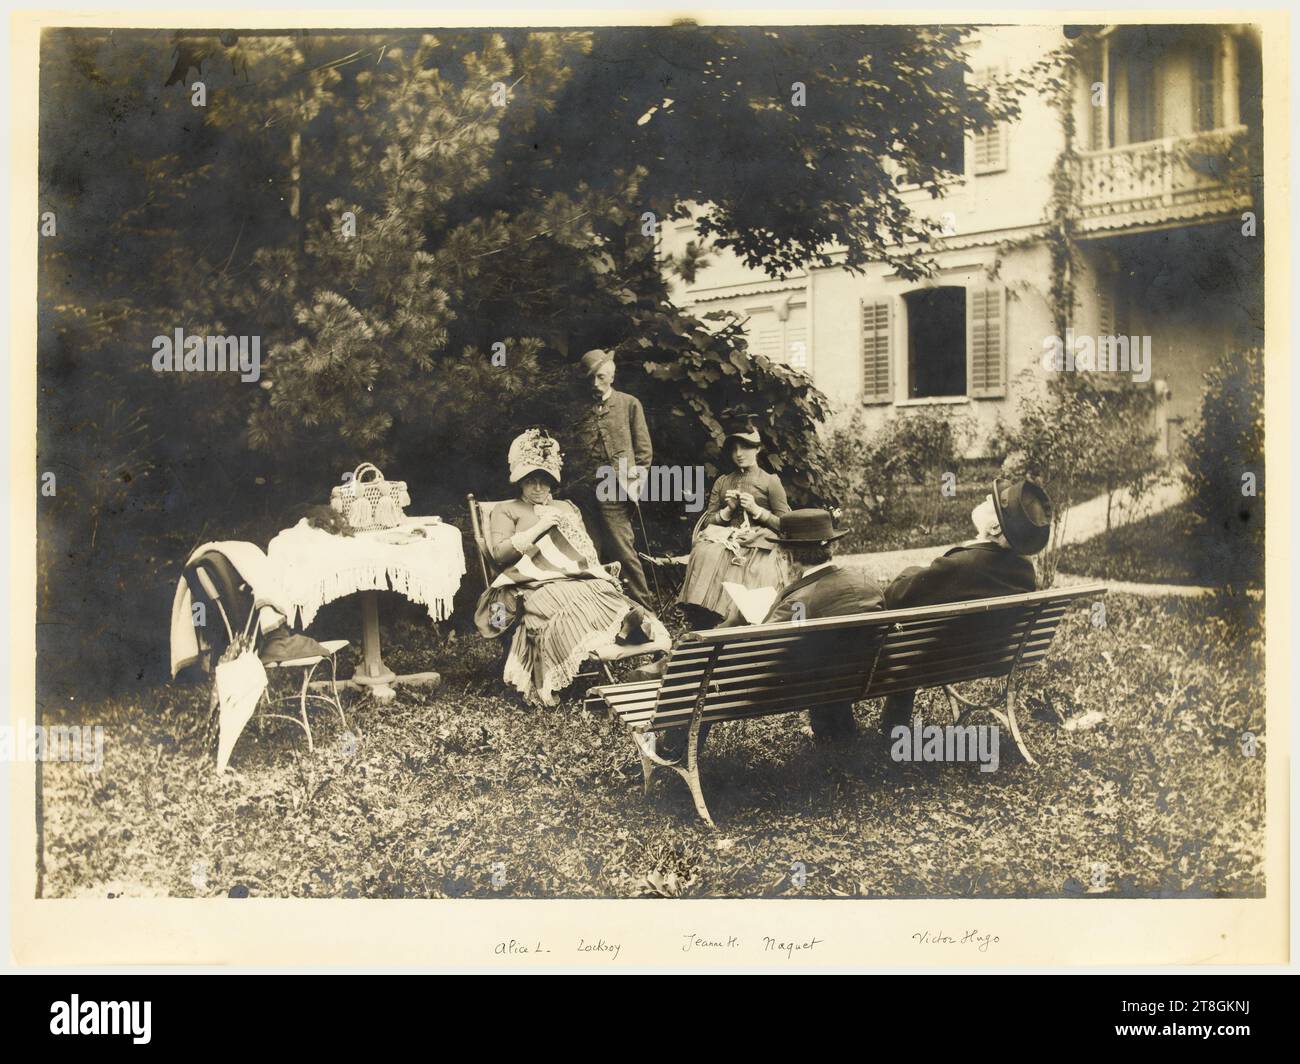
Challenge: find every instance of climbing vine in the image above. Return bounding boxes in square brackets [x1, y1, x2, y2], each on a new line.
[986, 44, 1078, 335]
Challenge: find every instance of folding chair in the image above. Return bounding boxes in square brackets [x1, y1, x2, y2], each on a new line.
[184, 549, 349, 753]
[466, 494, 668, 684]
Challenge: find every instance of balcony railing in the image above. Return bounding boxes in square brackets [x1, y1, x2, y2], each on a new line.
[1074, 126, 1252, 233]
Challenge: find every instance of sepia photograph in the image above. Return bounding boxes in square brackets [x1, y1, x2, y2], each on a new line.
[9, 6, 1286, 969]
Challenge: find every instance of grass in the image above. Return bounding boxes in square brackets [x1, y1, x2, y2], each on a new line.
[39, 591, 1265, 899]
[1058, 502, 1263, 588]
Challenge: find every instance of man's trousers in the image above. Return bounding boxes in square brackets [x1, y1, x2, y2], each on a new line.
[591, 499, 653, 607]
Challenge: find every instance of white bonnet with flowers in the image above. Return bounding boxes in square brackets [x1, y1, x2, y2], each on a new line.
[507, 428, 563, 485]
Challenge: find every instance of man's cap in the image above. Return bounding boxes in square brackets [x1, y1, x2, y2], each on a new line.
[580, 349, 615, 377]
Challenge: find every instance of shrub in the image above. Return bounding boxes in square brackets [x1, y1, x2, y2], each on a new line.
[998, 375, 1160, 585]
[826, 407, 975, 529]
[888, 407, 976, 485]
[1183, 347, 1264, 589]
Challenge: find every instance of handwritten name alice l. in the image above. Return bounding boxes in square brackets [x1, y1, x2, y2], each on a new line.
[495, 939, 550, 955]
[912, 929, 1000, 952]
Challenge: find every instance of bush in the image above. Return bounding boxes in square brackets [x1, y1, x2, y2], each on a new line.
[826, 407, 974, 529]
[827, 409, 900, 526]
[1183, 347, 1264, 589]
[997, 375, 1160, 586]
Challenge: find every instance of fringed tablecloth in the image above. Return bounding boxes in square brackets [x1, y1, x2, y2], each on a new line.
[267, 517, 465, 627]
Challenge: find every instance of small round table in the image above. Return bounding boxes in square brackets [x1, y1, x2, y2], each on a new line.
[267, 516, 465, 702]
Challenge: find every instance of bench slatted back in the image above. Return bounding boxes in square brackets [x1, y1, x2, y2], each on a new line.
[645, 625, 891, 731]
[865, 600, 1063, 697]
[602, 585, 1104, 732]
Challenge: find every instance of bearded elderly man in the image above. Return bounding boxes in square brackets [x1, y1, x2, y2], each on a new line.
[572, 348, 654, 608]
[877, 478, 1052, 740]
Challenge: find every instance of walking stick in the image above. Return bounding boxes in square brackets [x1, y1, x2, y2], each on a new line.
[630, 494, 664, 603]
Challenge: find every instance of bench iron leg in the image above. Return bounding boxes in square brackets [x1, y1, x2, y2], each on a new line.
[944, 687, 963, 724]
[942, 674, 1037, 766]
[628, 720, 715, 827]
[1002, 674, 1036, 767]
[679, 712, 715, 828]
[635, 730, 657, 795]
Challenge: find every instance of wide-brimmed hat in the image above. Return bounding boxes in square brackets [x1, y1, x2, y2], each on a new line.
[991, 478, 1052, 556]
[773, 508, 849, 545]
[579, 348, 615, 377]
[722, 412, 763, 449]
[508, 428, 563, 485]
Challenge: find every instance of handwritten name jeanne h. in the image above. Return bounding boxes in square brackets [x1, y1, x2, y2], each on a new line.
[682, 932, 741, 952]
[912, 929, 1000, 952]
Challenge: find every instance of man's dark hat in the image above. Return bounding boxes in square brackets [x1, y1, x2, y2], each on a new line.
[722, 411, 763, 448]
[773, 508, 848, 545]
[992, 478, 1053, 556]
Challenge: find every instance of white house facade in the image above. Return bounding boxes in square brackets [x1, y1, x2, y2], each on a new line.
[660, 24, 1262, 457]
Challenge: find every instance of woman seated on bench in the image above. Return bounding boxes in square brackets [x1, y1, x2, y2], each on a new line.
[475, 428, 658, 707]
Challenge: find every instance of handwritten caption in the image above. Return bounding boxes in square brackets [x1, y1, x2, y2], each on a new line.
[492, 932, 829, 961]
[912, 929, 1000, 952]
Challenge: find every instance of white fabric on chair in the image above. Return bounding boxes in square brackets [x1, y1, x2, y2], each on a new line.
[170, 540, 293, 679]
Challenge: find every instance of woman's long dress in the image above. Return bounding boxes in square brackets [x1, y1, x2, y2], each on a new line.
[485, 498, 636, 706]
[678, 468, 791, 617]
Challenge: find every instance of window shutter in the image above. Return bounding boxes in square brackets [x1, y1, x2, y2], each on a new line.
[1097, 286, 1115, 337]
[786, 325, 808, 371]
[973, 66, 1009, 175]
[860, 299, 892, 404]
[967, 287, 1006, 398]
[973, 126, 1007, 174]
[1088, 49, 1106, 150]
[1193, 41, 1222, 132]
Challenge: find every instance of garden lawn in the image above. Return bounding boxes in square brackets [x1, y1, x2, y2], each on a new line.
[1058, 501, 1263, 588]
[39, 592, 1264, 899]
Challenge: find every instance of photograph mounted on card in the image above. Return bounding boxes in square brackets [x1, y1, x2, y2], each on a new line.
[8, 7, 1286, 969]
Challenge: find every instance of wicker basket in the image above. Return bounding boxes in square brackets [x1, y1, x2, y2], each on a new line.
[329, 463, 411, 532]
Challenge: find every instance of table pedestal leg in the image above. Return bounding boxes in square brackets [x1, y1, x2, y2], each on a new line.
[353, 590, 398, 702]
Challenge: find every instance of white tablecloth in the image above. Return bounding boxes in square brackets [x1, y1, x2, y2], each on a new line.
[266, 516, 465, 627]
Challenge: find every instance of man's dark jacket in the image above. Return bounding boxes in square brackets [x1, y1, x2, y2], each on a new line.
[884, 541, 1036, 610]
[765, 563, 884, 623]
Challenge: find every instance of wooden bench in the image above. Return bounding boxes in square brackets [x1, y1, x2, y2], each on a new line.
[585, 583, 1107, 825]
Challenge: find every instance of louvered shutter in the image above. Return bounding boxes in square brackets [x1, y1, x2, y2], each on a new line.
[861, 299, 892, 404]
[967, 287, 1006, 398]
[973, 67, 1009, 175]
[1097, 286, 1115, 337]
[786, 325, 808, 371]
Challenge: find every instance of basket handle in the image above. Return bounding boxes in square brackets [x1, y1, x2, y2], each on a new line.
[352, 462, 384, 483]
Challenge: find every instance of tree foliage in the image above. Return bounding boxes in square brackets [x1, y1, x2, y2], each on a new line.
[38, 25, 1050, 682]
[1183, 347, 1264, 590]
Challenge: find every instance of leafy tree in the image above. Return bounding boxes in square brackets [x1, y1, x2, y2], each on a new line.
[1183, 347, 1264, 590]
[38, 25, 1052, 683]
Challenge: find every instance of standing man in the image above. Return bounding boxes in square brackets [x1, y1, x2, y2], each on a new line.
[575, 348, 654, 608]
